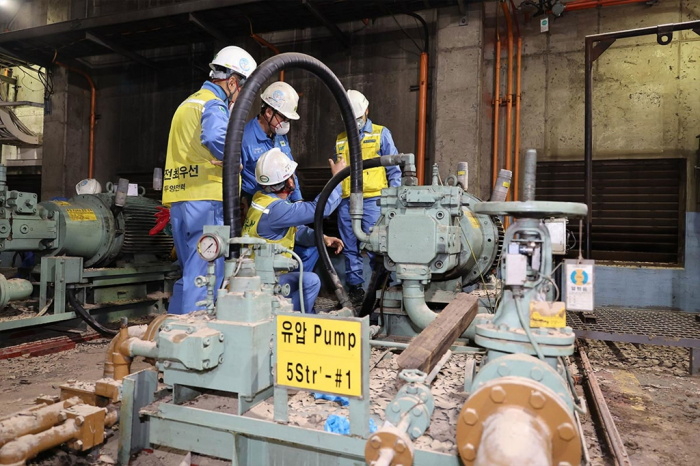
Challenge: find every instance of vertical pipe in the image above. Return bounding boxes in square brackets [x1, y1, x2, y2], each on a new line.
[54, 61, 96, 179]
[492, 42, 502, 187]
[513, 37, 522, 201]
[501, 2, 514, 200]
[251, 34, 285, 81]
[416, 52, 429, 186]
[522, 149, 537, 202]
[584, 39, 593, 259]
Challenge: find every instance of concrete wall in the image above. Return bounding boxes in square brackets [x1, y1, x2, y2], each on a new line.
[460, 0, 700, 311]
[32, 1, 700, 309]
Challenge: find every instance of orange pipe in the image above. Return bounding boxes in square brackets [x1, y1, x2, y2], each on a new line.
[416, 52, 428, 186]
[492, 41, 502, 188]
[513, 37, 522, 201]
[54, 61, 96, 179]
[252, 34, 284, 81]
[501, 2, 514, 202]
[564, 0, 647, 10]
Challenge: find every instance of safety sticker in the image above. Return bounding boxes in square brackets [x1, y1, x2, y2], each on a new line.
[276, 314, 362, 398]
[530, 301, 566, 328]
[466, 211, 481, 229]
[52, 201, 70, 206]
[66, 208, 97, 222]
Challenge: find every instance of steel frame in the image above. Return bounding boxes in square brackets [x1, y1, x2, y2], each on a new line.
[120, 369, 462, 466]
[583, 20, 700, 258]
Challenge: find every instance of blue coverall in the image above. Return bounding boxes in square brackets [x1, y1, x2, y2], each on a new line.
[169, 81, 229, 315]
[254, 185, 343, 313]
[240, 117, 319, 273]
[337, 118, 402, 287]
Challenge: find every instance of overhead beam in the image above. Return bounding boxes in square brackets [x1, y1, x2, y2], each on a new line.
[0, 46, 52, 69]
[0, 101, 43, 108]
[0, 0, 260, 45]
[189, 13, 231, 43]
[0, 75, 17, 86]
[301, 0, 350, 49]
[85, 32, 158, 70]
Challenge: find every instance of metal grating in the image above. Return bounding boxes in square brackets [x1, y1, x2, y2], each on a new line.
[568, 307, 700, 348]
[537, 158, 686, 264]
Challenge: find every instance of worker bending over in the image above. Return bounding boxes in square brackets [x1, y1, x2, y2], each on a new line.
[163, 46, 257, 314]
[240, 81, 319, 274]
[335, 89, 401, 305]
[242, 148, 345, 313]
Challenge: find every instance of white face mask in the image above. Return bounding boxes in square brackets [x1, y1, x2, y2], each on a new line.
[274, 121, 290, 136]
[356, 117, 365, 132]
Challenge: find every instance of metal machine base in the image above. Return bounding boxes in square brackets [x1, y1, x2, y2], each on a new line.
[120, 369, 462, 466]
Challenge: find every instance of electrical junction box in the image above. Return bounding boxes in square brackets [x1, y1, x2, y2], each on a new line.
[545, 218, 567, 255]
[505, 253, 528, 286]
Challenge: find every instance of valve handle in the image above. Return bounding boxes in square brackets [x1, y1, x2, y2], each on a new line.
[194, 276, 207, 288]
[399, 369, 428, 384]
[473, 201, 588, 219]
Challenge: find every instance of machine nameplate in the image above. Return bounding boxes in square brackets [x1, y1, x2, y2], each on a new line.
[276, 314, 362, 397]
[530, 301, 566, 328]
[564, 259, 595, 312]
[66, 208, 97, 221]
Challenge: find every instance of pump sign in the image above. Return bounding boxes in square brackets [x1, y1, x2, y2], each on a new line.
[564, 259, 595, 312]
[276, 314, 362, 397]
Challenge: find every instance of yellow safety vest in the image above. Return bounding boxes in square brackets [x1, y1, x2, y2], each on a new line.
[241, 192, 297, 259]
[163, 88, 225, 205]
[335, 123, 388, 199]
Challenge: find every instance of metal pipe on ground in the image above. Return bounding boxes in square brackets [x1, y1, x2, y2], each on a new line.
[0, 419, 80, 465]
[0, 398, 81, 449]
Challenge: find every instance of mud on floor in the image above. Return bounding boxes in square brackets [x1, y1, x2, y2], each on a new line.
[581, 340, 700, 466]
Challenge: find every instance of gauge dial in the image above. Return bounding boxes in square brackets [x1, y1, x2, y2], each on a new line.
[197, 234, 222, 261]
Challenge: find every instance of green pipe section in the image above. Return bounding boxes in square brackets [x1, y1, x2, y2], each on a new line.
[0, 274, 33, 308]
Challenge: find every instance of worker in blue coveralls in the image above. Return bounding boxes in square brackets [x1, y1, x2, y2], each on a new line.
[240, 82, 320, 275]
[335, 89, 402, 305]
[162, 46, 257, 315]
[242, 148, 346, 313]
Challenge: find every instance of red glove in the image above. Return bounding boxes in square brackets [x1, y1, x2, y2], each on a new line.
[150, 206, 170, 236]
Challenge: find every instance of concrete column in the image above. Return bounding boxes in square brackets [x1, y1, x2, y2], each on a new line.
[42, 67, 91, 200]
[40, 0, 90, 199]
[433, 6, 484, 197]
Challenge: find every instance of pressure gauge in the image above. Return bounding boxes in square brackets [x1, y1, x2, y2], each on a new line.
[197, 233, 224, 262]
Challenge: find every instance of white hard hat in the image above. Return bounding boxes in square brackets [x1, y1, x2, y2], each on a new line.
[76, 179, 102, 195]
[255, 148, 298, 186]
[347, 89, 369, 119]
[261, 82, 300, 120]
[209, 46, 257, 80]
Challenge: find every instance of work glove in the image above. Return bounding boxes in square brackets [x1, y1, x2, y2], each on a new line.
[150, 206, 171, 236]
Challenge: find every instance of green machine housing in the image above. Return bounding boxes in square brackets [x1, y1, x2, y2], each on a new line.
[0, 165, 177, 335]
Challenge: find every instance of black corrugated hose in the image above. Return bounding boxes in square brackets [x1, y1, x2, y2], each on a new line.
[313, 159, 385, 311]
[67, 289, 118, 337]
[223, 53, 364, 260]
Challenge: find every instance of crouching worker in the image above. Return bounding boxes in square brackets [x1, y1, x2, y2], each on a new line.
[242, 148, 346, 313]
